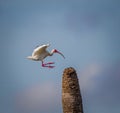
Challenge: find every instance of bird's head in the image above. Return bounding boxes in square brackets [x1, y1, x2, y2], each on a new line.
[52, 49, 65, 59]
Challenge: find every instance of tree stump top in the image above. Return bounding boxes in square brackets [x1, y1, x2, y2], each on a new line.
[62, 67, 83, 113]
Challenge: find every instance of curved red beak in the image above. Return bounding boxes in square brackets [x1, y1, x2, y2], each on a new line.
[54, 49, 65, 59]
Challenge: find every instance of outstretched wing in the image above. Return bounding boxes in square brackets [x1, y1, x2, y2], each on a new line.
[32, 44, 50, 56]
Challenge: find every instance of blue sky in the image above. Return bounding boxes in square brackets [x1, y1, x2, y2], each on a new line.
[0, 0, 120, 113]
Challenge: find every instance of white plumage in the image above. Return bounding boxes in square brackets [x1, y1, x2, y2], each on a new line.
[27, 44, 65, 68]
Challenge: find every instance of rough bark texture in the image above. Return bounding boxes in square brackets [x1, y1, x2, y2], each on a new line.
[62, 67, 83, 113]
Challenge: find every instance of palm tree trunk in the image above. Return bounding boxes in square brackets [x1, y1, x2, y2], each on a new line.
[62, 67, 83, 113]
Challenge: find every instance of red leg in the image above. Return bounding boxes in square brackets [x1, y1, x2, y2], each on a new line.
[42, 61, 55, 68]
[44, 62, 55, 65]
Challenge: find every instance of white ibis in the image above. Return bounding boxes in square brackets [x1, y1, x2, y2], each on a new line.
[27, 44, 65, 68]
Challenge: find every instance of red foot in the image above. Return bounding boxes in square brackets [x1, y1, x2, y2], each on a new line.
[44, 62, 55, 65]
[47, 66, 55, 68]
[42, 61, 55, 68]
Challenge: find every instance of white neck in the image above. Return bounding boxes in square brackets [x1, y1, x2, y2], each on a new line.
[50, 49, 55, 56]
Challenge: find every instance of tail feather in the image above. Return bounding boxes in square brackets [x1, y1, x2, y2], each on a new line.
[27, 56, 33, 60]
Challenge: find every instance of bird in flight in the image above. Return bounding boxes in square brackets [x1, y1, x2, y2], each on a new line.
[27, 44, 65, 68]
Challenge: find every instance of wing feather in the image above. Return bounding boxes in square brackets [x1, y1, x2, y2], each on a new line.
[32, 44, 50, 56]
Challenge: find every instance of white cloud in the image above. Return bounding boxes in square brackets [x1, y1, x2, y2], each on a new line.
[15, 82, 60, 113]
[79, 63, 102, 91]
[78, 62, 120, 113]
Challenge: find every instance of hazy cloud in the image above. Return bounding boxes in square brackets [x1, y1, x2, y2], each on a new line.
[15, 82, 61, 113]
[78, 62, 120, 113]
[79, 63, 102, 91]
